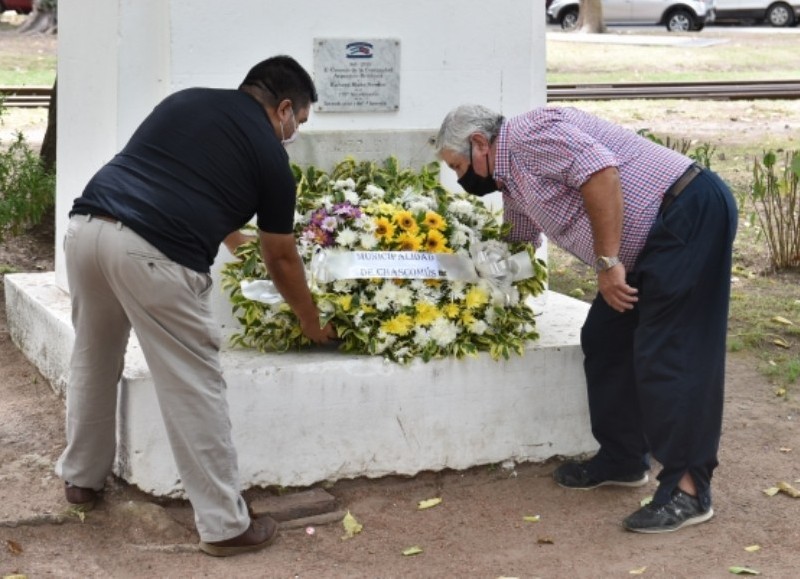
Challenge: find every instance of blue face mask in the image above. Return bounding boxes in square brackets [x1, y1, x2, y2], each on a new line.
[457, 142, 497, 196]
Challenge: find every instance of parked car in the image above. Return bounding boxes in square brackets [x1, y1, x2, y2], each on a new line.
[0, 0, 33, 13]
[547, 0, 715, 32]
[713, 0, 799, 26]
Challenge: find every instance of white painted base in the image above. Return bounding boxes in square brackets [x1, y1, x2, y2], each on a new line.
[5, 272, 596, 497]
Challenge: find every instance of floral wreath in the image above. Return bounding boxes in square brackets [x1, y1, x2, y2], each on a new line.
[221, 157, 547, 364]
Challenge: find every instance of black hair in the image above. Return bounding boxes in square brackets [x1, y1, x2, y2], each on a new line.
[240, 55, 318, 112]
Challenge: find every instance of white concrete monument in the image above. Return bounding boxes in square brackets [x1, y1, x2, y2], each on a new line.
[4, 0, 596, 496]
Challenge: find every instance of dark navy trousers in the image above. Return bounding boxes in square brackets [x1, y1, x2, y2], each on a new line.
[580, 168, 738, 510]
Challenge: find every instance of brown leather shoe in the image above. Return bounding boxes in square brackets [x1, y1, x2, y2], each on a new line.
[198, 516, 279, 557]
[64, 482, 99, 511]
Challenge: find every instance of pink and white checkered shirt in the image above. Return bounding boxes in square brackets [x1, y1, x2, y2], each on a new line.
[494, 107, 693, 269]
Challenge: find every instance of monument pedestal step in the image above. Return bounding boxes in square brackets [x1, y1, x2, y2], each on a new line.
[5, 272, 596, 497]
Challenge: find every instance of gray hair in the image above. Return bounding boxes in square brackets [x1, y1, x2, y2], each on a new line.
[433, 104, 504, 158]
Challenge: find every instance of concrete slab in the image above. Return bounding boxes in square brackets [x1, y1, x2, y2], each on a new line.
[5, 272, 596, 498]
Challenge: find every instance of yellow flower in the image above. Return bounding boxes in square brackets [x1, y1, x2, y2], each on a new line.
[460, 311, 476, 325]
[415, 302, 441, 326]
[424, 229, 449, 253]
[375, 216, 396, 240]
[337, 294, 353, 312]
[395, 231, 424, 251]
[361, 304, 376, 314]
[442, 303, 460, 319]
[424, 211, 447, 231]
[465, 286, 489, 310]
[376, 202, 397, 215]
[381, 313, 414, 336]
[394, 210, 420, 233]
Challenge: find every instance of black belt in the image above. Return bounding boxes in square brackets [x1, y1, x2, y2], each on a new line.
[660, 163, 702, 214]
[74, 212, 121, 224]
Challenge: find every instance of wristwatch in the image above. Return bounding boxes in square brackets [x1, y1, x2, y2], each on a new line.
[594, 255, 621, 273]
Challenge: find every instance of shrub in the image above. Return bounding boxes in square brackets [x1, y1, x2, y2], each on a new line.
[0, 131, 56, 241]
[744, 150, 800, 270]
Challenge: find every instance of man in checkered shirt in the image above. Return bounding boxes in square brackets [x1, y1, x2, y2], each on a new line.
[435, 104, 737, 534]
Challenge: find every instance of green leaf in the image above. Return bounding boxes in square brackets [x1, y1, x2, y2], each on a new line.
[729, 566, 760, 575]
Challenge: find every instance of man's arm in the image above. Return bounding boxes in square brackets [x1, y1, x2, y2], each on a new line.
[223, 230, 257, 255]
[259, 231, 336, 343]
[580, 166, 638, 312]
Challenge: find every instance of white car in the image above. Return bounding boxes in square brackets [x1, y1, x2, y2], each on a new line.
[547, 0, 716, 32]
[713, 0, 799, 26]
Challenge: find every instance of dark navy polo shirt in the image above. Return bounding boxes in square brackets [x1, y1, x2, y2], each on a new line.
[72, 87, 296, 272]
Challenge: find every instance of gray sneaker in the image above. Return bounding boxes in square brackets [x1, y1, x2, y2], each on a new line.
[623, 489, 714, 533]
[553, 460, 648, 490]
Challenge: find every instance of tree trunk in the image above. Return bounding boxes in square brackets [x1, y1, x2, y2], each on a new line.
[578, 0, 605, 33]
[18, 0, 58, 35]
[40, 77, 57, 173]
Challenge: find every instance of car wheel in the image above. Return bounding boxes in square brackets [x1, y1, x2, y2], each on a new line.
[766, 3, 795, 27]
[560, 7, 579, 31]
[666, 9, 696, 32]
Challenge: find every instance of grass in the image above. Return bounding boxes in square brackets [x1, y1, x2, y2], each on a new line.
[546, 32, 800, 84]
[0, 22, 56, 86]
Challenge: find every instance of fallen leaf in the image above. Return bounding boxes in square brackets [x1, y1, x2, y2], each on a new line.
[402, 546, 423, 556]
[762, 486, 780, 496]
[640, 496, 653, 507]
[65, 506, 87, 522]
[341, 511, 363, 540]
[771, 316, 794, 326]
[537, 537, 554, 545]
[523, 515, 541, 523]
[744, 545, 761, 552]
[776, 387, 787, 397]
[777, 481, 800, 498]
[729, 566, 760, 575]
[417, 497, 442, 510]
[3, 575, 28, 579]
[5, 539, 23, 555]
[772, 338, 790, 349]
[629, 566, 647, 575]
[779, 447, 792, 453]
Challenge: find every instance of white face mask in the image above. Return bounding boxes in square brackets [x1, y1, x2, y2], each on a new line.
[280, 109, 299, 146]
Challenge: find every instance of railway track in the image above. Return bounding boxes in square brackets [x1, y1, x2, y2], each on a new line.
[2, 80, 800, 108]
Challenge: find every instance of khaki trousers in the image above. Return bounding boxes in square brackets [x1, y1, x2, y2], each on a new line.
[55, 214, 249, 542]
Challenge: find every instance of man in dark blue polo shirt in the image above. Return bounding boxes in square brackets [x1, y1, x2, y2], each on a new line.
[57, 55, 335, 557]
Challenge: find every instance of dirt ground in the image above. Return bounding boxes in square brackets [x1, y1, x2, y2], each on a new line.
[2, 22, 800, 579]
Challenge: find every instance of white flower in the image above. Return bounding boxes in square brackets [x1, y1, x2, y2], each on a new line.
[336, 227, 359, 247]
[364, 184, 385, 198]
[412, 327, 431, 347]
[373, 282, 397, 311]
[359, 233, 379, 250]
[394, 286, 414, 308]
[333, 178, 356, 191]
[448, 199, 473, 217]
[343, 189, 360, 204]
[429, 318, 459, 347]
[468, 319, 488, 335]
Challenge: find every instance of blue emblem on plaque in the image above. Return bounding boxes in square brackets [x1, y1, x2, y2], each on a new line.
[346, 42, 374, 59]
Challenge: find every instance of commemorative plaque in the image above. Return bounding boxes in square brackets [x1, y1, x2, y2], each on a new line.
[314, 38, 400, 112]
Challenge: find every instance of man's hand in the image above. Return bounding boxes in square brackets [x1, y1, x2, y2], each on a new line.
[260, 231, 337, 345]
[301, 319, 338, 344]
[597, 263, 638, 312]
